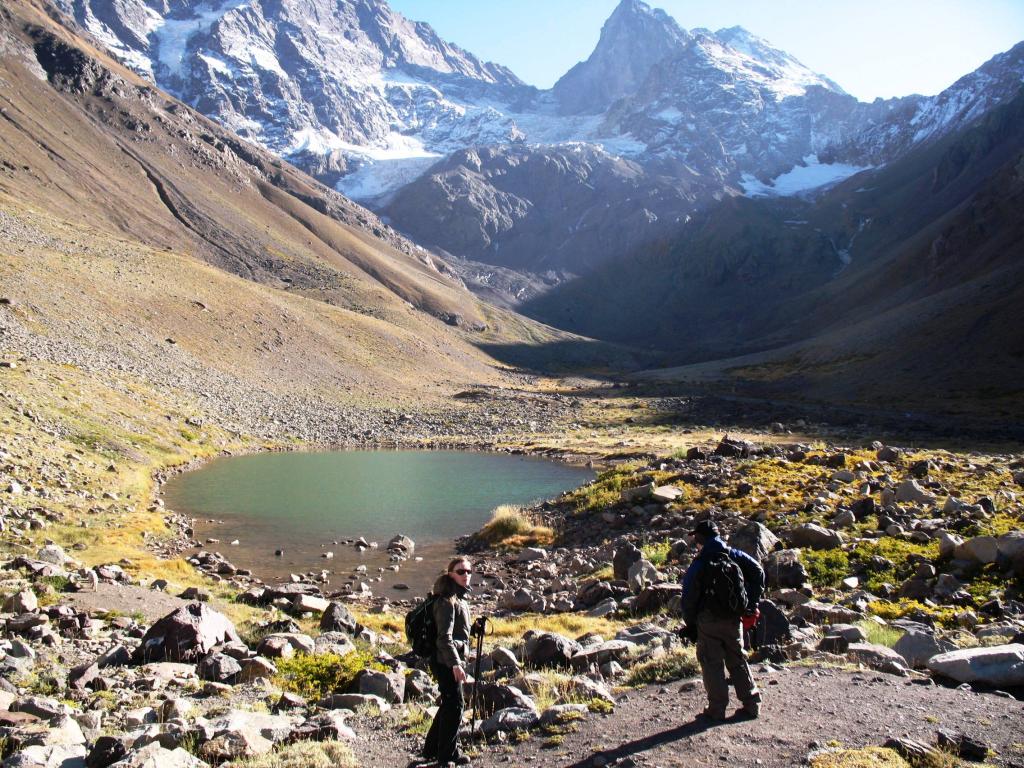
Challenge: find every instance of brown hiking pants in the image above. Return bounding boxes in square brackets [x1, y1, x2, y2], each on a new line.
[697, 614, 759, 715]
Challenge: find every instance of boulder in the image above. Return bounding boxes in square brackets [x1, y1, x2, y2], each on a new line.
[313, 632, 356, 657]
[4, 745, 87, 768]
[319, 603, 358, 635]
[826, 624, 867, 643]
[876, 446, 901, 462]
[525, 632, 581, 668]
[197, 653, 241, 684]
[480, 707, 539, 736]
[198, 728, 272, 763]
[236, 657, 277, 684]
[317, 693, 390, 713]
[569, 640, 634, 670]
[633, 583, 681, 614]
[846, 643, 910, 676]
[926, 644, 1024, 686]
[539, 704, 589, 727]
[764, 549, 808, 588]
[291, 594, 329, 614]
[714, 437, 757, 458]
[612, 543, 642, 581]
[386, 535, 415, 556]
[86, 735, 131, 768]
[832, 510, 856, 529]
[615, 623, 677, 646]
[996, 531, 1024, 562]
[108, 743, 207, 768]
[403, 669, 438, 702]
[937, 531, 964, 558]
[10, 696, 75, 722]
[651, 485, 684, 503]
[256, 633, 315, 658]
[204, 711, 295, 744]
[626, 559, 659, 594]
[132, 604, 240, 664]
[490, 647, 519, 669]
[786, 524, 843, 551]
[516, 547, 548, 563]
[37, 545, 74, 567]
[477, 684, 535, 715]
[563, 675, 614, 704]
[894, 629, 956, 669]
[586, 598, 618, 617]
[728, 522, 780, 562]
[289, 711, 355, 742]
[895, 480, 936, 505]
[356, 669, 405, 704]
[498, 588, 536, 612]
[793, 601, 862, 625]
[620, 483, 654, 503]
[955, 536, 999, 564]
[576, 580, 614, 608]
[3, 589, 38, 613]
[751, 600, 791, 647]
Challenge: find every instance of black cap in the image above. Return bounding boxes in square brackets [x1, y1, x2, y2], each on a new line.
[690, 520, 720, 539]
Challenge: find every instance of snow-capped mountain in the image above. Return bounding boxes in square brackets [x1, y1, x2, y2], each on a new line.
[53, 0, 1024, 292]
[56, 0, 531, 189]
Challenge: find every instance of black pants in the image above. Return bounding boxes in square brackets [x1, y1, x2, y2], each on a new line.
[423, 659, 463, 762]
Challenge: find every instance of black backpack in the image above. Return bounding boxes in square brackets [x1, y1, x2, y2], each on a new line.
[405, 593, 438, 657]
[702, 552, 747, 617]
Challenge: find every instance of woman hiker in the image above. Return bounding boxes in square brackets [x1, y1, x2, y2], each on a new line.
[420, 556, 474, 767]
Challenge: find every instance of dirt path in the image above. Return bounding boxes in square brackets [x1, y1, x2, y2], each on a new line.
[353, 664, 1024, 768]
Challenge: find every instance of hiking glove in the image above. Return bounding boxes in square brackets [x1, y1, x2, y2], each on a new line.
[741, 609, 760, 630]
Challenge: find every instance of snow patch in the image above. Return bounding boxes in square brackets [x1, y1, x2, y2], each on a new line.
[152, 0, 250, 77]
[655, 107, 684, 123]
[741, 155, 869, 198]
[338, 156, 442, 204]
[197, 53, 232, 77]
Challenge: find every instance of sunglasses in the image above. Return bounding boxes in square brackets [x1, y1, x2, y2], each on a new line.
[452, 568, 473, 576]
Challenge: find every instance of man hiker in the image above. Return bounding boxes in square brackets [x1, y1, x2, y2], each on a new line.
[681, 519, 765, 721]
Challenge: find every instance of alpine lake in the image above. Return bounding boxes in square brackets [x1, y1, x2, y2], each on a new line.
[163, 450, 594, 596]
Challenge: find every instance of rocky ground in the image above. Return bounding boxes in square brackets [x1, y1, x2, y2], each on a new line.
[2, 424, 1024, 768]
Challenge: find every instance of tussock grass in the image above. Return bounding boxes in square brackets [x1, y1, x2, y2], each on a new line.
[625, 647, 699, 687]
[809, 747, 911, 768]
[486, 613, 629, 644]
[857, 620, 904, 649]
[478, 504, 555, 549]
[867, 600, 958, 628]
[400, 705, 432, 736]
[228, 740, 357, 768]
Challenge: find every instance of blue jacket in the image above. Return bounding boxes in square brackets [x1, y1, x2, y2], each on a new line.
[681, 535, 765, 626]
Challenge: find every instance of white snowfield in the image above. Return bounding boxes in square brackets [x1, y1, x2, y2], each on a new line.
[741, 155, 871, 198]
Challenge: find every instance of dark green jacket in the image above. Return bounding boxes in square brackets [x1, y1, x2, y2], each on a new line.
[433, 582, 470, 668]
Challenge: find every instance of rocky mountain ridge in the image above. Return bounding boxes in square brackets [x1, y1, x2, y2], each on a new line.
[26, 0, 1024, 417]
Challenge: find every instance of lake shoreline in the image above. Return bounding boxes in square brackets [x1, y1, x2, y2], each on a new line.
[154, 444, 597, 597]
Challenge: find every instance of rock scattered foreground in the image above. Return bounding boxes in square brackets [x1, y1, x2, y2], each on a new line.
[2, 433, 1023, 766]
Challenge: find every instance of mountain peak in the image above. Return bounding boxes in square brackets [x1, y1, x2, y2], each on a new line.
[552, 0, 690, 114]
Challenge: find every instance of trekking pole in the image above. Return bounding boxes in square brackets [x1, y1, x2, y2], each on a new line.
[468, 617, 488, 743]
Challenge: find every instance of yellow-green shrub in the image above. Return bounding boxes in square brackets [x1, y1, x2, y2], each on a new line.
[273, 650, 384, 700]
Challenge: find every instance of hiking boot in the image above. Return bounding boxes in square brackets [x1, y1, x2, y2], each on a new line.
[738, 700, 760, 719]
[453, 756, 472, 766]
[697, 707, 727, 722]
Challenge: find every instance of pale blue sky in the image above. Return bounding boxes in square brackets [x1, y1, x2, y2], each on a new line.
[388, 0, 1024, 101]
